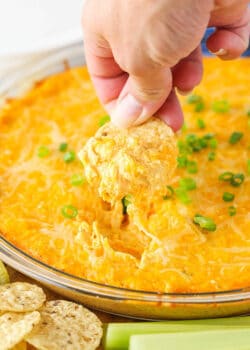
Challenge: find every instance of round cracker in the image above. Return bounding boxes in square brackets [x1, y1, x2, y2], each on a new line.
[26, 300, 103, 350]
[0, 311, 40, 350]
[0, 282, 46, 312]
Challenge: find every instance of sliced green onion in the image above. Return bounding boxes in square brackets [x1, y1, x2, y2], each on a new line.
[179, 177, 196, 191]
[70, 174, 85, 186]
[63, 151, 76, 163]
[219, 172, 234, 182]
[209, 138, 218, 149]
[99, 115, 110, 127]
[187, 160, 198, 174]
[37, 145, 50, 158]
[59, 142, 68, 152]
[203, 133, 215, 140]
[194, 101, 205, 112]
[61, 205, 78, 219]
[186, 94, 202, 104]
[229, 131, 243, 145]
[230, 173, 244, 187]
[177, 155, 188, 168]
[193, 214, 216, 232]
[175, 188, 191, 204]
[163, 186, 174, 200]
[247, 110, 250, 117]
[228, 206, 237, 216]
[212, 100, 230, 113]
[197, 119, 206, 129]
[177, 140, 192, 155]
[208, 151, 216, 161]
[121, 195, 132, 215]
[222, 192, 235, 202]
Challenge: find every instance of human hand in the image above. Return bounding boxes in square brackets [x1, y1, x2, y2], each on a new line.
[82, 0, 250, 130]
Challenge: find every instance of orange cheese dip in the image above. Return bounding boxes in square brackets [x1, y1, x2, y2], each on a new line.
[0, 58, 249, 293]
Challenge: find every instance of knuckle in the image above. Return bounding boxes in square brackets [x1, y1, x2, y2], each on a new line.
[135, 86, 167, 102]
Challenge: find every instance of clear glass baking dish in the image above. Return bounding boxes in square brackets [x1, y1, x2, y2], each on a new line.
[0, 41, 250, 320]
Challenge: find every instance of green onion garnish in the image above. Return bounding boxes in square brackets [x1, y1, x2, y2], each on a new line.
[222, 192, 235, 202]
[219, 172, 234, 182]
[247, 160, 250, 175]
[179, 177, 196, 191]
[175, 188, 191, 204]
[230, 173, 245, 187]
[203, 133, 215, 140]
[197, 119, 206, 129]
[70, 174, 85, 186]
[37, 145, 50, 158]
[212, 100, 230, 113]
[121, 195, 132, 215]
[229, 132, 243, 145]
[247, 110, 250, 117]
[187, 160, 198, 174]
[59, 142, 68, 152]
[163, 186, 174, 200]
[177, 156, 188, 168]
[63, 151, 76, 163]
[194, 101, 205, 112]
[61, 205, 78, 219]
[99, 115, 110, 127]
[208, 151, 216, 161]
[193, 214, 216, 232]
[209, 138, 218, 149]
[186, 94, 202, 104]
[228, 206, 236, 216]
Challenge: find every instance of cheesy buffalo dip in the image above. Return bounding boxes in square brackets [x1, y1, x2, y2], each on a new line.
[0, 58, 249, 293]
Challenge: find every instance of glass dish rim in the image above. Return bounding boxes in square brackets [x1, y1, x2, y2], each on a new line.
[0, 41, 250, 305]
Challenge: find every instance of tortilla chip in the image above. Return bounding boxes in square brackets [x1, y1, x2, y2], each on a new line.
[26, 300, 103, 350]
[0, 311, 40, 350]
[79, 117, 177, 204]
[0, 282, 46, 312]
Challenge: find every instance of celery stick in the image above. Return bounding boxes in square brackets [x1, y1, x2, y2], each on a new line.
[129, 329, 250, 350]
[104, 318, 250, 350]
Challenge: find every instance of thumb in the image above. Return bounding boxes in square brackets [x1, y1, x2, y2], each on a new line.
[111, 68, 172, 128]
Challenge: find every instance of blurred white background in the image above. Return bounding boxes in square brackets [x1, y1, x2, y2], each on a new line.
[0, 0, 84, 76]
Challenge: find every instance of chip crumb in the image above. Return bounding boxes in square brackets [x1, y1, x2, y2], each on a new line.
[26, 300, 103, 350]
[0, 282, 46, 312]
[0, 311, 40, 350]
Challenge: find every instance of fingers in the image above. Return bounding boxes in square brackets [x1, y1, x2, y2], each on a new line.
[112, 68, 172, 128]
[207, 8, 250, 59]
[84, 36, 128, 114]
[157, 90, 184, 132]
[172, 46, 203, 95]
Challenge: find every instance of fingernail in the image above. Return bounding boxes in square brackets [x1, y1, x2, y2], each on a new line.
[210, 48, 227, 56]
[112, 94, 143, 128]
[176, 88, 193, 96]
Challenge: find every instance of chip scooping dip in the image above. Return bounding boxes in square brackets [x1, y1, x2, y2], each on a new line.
[79, 117, 177, 204]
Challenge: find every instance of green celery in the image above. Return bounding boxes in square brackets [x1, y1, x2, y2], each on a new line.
[104, 318, 250, 350]
[129, 329, 250, 350]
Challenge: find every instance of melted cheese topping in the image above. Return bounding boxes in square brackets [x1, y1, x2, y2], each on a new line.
[0, 59, 249, 293]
